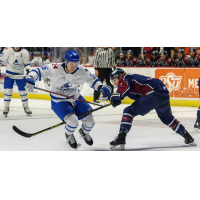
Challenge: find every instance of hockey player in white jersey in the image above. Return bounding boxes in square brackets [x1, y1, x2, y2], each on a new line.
[24, 50, 112, 149]
[0, 47, 32, 117]
[29, 52, 38, 66]
[38, 51, 50, 66]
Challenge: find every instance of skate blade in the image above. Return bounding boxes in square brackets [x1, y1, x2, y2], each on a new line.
[4, 114, 8, 118]
[26, 114, 32, 117]
[189, 142, 197, 147]
[110, 145, 125, 150]
[194, 128, 200, 132]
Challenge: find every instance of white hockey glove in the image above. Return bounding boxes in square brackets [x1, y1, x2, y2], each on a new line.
[24, 76, 35, 92]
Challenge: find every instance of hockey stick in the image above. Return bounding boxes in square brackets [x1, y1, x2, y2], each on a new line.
[34, 87, 103, 107]
[12, 103, 112, 138]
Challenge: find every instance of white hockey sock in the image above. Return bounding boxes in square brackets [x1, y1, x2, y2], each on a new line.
[63, 113, 79, 135]
[4, 89, 12, 107]
[19, 90, 28, 107]
[81, 114, 95, 134]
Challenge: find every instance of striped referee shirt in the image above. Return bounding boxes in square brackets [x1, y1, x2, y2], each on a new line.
[93, 48, 116, 69]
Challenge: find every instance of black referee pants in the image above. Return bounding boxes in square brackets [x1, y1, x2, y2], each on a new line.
[94, 68, 114, 101]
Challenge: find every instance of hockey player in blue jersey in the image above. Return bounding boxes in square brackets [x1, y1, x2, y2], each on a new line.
[23, 50, 111, 149]
[109, 68, 195, 150]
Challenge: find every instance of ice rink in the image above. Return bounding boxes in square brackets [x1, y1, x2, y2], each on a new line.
[0, 98, 200, 151]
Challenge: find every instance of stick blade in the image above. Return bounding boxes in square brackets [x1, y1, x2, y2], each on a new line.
[12, 125, 32, 138]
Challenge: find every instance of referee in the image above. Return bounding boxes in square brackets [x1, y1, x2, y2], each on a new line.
[93, 47, 116, 103]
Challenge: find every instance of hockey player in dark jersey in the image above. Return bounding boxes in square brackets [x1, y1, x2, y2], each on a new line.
[174, 48, 189, 67]
[145, 50, 159, 67]
[109, 68, 195, 150]
[116, 51, 126, 66]
[158, 51, 174, 66]
[136, 50, 147, 66]
[188, 47, 200, 67]
[125, 50, 137, 66]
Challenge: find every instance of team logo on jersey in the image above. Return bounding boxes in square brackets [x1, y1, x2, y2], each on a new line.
[0, 52, 3, 57]
[41, 66, 48, 70]
[12, 58, 21, 70]
[57, 82, 76, 95]
[53, 63, 58, 69]
[159, 73, 182, 92]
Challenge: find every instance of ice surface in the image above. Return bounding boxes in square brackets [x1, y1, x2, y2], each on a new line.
[0, 98, 200, 151]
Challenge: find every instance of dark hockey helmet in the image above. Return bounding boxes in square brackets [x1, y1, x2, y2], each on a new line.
[140, 49, 147, 54]
[151, 50, 158, 56]
[65, 50, 80, 63]
[189, 47, 197, 53]
[126, 50, 133, 55]
[160, 51, 167, 56]
[120, 51, 125, 55]
[110, 68, 125, 84]
[178, 48, 185, 54]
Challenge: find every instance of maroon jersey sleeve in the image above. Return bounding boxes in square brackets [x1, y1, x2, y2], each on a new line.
[132, 57, 137, 66]
[197, 55, 200, 66]
[116, 76, 130, 97]
[183, 56, 189, 65]
[167, 58, 174, 66]
[145, 58, 150, 66]
[157, 58, 162, 66]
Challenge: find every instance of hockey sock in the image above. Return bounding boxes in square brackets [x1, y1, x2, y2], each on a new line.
[197, 107, 200, 121]
[65, 124, 78, 135]
[4, 89, 12, 107]
[81, 114, 95, 134]
[120, 113, 133, 133]
[64, 113, 79, 135]
[168, 118, 185, 136]
[19, 90, 28, 107]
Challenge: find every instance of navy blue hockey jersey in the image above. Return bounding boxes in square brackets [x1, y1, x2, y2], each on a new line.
[117, 74, 169, 100]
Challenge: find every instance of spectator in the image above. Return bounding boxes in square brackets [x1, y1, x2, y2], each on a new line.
[29, 52, 38, 66]
[81, 56, 91, 66]
[145, 50, 159, 67]
[48, 52, 53, 63]
[38, 51, 50, 66]
[125, 50, 137, 66]
[112, 47, 120, 62]
[158, 51, 174, 66]
[136, 50, 147, 66]
[116, 51, 126, 66]
[93, 47, 115, 103]
[188, 47, 200, 67]
[174, 48, 189, 67]
[143, 47, 156, 58]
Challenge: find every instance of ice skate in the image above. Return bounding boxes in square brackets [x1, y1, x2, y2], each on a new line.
[79, 128, 93, 146]
[65, 133, 78, 149]
[24, 107, 32, 117]
[3, 107, 9, 117]
[182, 130, 197, 146]
[110, 129, 127, 150]
[194, 120, 200, 132]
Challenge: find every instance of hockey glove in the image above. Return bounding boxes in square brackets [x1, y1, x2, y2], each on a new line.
[110, 93, 121, 107]
[26, 69, 30, 75]
[99, 85, 112, 101]
[24, 76, 35, 92]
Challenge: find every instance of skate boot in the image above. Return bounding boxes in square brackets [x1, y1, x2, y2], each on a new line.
[24, 107, 32, 117]
[194, 120, 200, 131]
[65, 133, 78, 149]
[3, 107, 9, 117]
[182, 130, 196, 146]
[79, 128, 93, 146]
[110, 129, 128, 150]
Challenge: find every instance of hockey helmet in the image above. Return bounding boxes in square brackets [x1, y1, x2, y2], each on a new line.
[178, 48, 185, 54]
[110, 68, 125, 84]
[48, 52, 53, 56]
[189, 47, 197, 53]
[151, 50, 158, 56]
[29, 51, 34, 55]
[65, 50, 80, 63]
[126, 50, 133, 55]
[120, 51, 125, 55]
[160, 51, 167, 56]
[41, 51, 47, 55]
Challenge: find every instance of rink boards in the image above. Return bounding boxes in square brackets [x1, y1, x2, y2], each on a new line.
[0, 66, 200, 107]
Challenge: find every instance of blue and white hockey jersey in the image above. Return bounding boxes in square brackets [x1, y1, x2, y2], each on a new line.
[29, 63, 102, 103]
[0, 47, 30, 79]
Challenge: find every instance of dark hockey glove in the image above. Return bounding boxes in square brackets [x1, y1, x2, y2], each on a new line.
[99, 85, 112, 101]
[110, 93, 121, 107]
[24, 76, 35, 92]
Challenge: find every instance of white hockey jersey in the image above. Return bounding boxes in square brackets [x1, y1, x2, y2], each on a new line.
[38, 58, 50, 66]
[0, 47, 30, 79]
[29, 63, 102, 103]
[30, 58, 38, 66]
